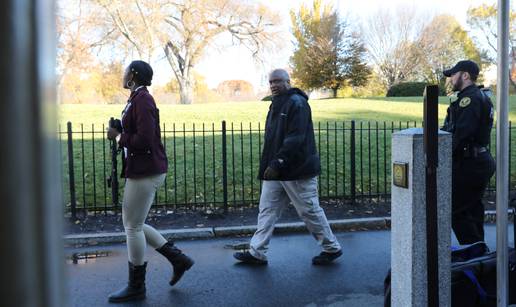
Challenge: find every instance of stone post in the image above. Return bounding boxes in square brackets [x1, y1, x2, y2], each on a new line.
[391, 128, 452, 307]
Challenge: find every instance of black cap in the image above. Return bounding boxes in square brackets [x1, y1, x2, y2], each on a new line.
[443, 60, 479, 78]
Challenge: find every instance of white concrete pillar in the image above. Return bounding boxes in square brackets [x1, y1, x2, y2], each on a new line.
[391, 128, 452, 307]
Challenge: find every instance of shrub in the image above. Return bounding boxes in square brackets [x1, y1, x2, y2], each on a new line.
[387, 82, 427, 97]
[386, 82, 448, 97]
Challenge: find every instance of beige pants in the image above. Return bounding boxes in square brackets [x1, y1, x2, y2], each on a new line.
[122, 173, 167, 265]
[250, 177, 341, 261]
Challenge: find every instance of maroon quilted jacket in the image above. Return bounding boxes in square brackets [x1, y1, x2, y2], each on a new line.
[119, 87, 168, 178]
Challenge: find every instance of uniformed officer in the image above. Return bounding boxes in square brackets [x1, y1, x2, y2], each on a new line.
[442, 60, 496, 245]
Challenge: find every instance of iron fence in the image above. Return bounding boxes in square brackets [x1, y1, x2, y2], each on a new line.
[59, 121, 516, 217]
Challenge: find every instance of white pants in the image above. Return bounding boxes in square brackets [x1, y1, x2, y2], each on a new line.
[250, 177, 341, 261]
[122, 173, 168, 265]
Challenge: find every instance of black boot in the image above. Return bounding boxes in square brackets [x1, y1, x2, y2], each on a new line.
[156, 241, 194, 286]
[108, 262, 146, 303]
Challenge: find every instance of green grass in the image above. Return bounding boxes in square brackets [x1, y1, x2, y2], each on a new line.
[60, 124, 401, 212]
[58, 96, 516, 213]
[58, 96, 516, 129]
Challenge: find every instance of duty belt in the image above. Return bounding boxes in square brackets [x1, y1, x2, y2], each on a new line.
[476, 147, 487, 153]
[462, 145, 487, 158]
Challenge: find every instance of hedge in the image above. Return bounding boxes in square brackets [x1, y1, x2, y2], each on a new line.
[387, 82, 446, 97]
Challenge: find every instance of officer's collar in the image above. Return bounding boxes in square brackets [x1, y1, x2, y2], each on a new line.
[458, 84, 477, 96]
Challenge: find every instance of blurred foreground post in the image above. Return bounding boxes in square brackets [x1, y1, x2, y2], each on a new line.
[0, 1, 65, 306]
[496, 0, 510, 305]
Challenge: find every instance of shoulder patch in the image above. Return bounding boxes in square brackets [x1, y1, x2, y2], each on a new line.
[459, 97, 471, 108]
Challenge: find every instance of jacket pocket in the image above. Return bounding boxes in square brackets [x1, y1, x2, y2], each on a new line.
[128, 149, 152, 175]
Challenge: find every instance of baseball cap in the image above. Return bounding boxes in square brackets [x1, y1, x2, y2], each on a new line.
[443, 60, 479, 78]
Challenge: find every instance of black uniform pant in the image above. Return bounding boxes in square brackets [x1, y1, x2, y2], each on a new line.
[452, 152, 495, 245]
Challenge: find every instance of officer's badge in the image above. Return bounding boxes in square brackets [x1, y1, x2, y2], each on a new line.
[459, 97, 471, 108]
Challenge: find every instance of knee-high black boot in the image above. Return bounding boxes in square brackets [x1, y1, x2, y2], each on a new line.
[156, 241, 194, 286]
[108, 262, 146, 303]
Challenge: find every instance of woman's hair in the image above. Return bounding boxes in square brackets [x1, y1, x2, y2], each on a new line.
[128, 60, 153, 86]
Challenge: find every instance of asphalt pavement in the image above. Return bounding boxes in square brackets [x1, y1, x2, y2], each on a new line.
[65, 225, 513, 307]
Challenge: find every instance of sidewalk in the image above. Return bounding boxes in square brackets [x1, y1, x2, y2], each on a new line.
[66, 230, 390, 307]
[65, 225, 513, 307]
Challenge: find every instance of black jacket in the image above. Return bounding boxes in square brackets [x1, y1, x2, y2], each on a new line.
[258, 88, 320, 180]
[442, 84, 494, 158]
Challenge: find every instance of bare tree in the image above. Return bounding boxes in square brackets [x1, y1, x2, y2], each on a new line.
[92, 0, 281, 104]
[467, 4, 516, 89]
[415, 15, 481, 88]
[361, 6, 427, 89]
[56, 0, 114, 87]
[94, 0, 158, 62]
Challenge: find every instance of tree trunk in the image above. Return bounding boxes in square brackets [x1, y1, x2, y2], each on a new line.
[179, 77, 193, 105]
[332, 87, 338, 98]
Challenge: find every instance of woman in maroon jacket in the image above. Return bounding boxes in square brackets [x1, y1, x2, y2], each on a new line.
[107, 60, 193, 303]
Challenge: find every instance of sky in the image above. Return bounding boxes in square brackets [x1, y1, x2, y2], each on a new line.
[145, 0, 501, 90]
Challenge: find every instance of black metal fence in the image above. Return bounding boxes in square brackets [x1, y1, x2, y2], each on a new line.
[59, 121, 516, 217]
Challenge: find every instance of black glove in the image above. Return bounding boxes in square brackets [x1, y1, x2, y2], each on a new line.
[109, 118, 123, 133]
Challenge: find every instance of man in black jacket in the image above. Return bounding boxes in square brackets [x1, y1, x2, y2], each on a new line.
[442, 60, 495, 244]
[233, 69, 342, 265]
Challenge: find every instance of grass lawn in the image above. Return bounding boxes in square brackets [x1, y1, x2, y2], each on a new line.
[58, 95, 516, 129]
[57, 96, 516, 213]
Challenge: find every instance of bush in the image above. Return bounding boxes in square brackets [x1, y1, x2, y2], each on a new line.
[387, 82, 426, 97]
[261, 95, 273, 101]
[386, 82, 447, 97]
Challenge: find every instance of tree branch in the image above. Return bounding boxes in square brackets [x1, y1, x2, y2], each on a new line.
[134, 0, 155, 61]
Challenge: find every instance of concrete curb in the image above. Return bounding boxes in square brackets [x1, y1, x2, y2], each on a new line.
[63, 209, 515, 247]
[63, 227, 215, 246]
[64, 217, 391, 247]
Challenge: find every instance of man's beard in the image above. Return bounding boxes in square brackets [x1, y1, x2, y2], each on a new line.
[452, 75, 463, 91]
[453, 79, 462, 91]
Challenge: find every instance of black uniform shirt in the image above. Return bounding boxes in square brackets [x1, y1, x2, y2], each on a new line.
[442, 84, 494, 157]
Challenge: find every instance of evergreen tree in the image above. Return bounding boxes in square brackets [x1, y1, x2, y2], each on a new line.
[290, 0, 370, 98]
